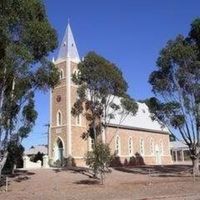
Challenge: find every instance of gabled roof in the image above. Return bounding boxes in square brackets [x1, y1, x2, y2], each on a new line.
[108, 98, 168, 133]
[57, 23, 80, 63]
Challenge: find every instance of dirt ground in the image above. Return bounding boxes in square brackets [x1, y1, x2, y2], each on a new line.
[0, 165, 200, 200]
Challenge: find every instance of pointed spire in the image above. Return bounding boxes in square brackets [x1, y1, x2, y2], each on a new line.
[57, 22, 80, 63]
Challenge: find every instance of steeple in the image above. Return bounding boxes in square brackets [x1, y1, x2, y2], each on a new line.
[57, 22, 80, 63]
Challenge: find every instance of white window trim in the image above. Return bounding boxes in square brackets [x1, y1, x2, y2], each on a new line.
[115, 135, 121, 156]
[160, 139, 163, 155]
[150, 138, 154, 155]
[88, 137, 94, 151]
[60, 69, 64, 79]
[128, 137, 133, 156]
[140, 138, 144, 156]
[57, 110, 62, 126]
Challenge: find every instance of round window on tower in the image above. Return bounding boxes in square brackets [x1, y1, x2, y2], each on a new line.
[56, 95, 61, 102]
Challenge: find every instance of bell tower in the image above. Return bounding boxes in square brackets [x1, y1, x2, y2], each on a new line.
[49, 22, 81, 163]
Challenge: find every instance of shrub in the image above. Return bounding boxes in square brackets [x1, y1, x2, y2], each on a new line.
[110, 156, 123, 167]
[85, 141, 112, 184]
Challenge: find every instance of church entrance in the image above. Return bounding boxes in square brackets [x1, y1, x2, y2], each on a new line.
[54, 138, 64, 164]
[155, 144, 161, 165]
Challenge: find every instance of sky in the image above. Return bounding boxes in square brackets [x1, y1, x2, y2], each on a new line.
[22, 0, 200, 149]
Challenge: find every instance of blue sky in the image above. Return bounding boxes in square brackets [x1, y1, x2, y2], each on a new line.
[22, 0, 200, 148]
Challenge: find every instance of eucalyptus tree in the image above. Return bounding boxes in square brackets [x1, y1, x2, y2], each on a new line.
[72, 51, 138, 142]
[72, 52, 138, 180]
[0, 0, 59, 175]
[147, 18, 200, 175]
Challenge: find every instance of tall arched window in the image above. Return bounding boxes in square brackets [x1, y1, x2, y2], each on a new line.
[57, 111, 62, 126]
[160, 140, 163, 155]
[140, 138, 144, 155]
[88, 137, 94, 151]
[128, 137, 133, 156]
[60, 69, 64, 79]
[150, 138, 154, 155]
[115, 135, 121, 156]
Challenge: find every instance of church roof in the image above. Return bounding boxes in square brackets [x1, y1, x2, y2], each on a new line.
[57, 23, 80, 63]
[108, 98, 169, 133]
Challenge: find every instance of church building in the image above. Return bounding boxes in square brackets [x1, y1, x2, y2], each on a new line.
[48, 23, 172, 166]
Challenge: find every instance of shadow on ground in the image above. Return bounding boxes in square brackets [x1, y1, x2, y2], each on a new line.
[75, 179, 100, 185]
[9, 170, 35, 183]
[52, 167, 95, 178]
[114, 165, 194, 177]
[0, 170, 35, 188]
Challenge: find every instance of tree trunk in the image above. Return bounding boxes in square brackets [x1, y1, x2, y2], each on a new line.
[0, 152, 8, 178]
[192, 157, 200, 176]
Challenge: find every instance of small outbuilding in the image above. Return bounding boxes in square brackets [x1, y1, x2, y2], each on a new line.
[25, 145, 48, 156]
[170, 141, 190, 163]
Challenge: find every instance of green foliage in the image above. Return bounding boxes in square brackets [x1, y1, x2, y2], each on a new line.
[2, 141, 24, 173]
[30, 151, 44, 165]
[120, 95, 138, 117]
[72, 52, 138, 179]
[85, 141, 111, 179]
[0, 0, 59, 172]
[72, 52, 138, 140]
[72, 52, 128, 97]
[148, 18, 200, 175]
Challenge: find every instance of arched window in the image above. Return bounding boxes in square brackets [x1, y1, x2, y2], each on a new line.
[150, 138, 154, 155]
[89, 137, 94, 151]
[160, 140, 163, 155]
[57, 111, 62, 126]
[60, 69, 64, 79]
[115, 135, 121, 156]
[128, 137, 133, 156]
[140, 138, 144, 155]
[57, 138, 63, 149]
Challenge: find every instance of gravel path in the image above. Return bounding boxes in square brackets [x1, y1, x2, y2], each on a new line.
[0, 167, 200, 200]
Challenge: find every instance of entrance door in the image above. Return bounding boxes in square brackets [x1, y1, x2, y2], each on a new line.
[56, 138, 64, 164]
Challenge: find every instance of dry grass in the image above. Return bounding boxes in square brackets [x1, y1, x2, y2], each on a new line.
[0, 165, 200, 200]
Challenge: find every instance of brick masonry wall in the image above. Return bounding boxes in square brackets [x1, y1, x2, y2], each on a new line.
[105, 126, 172, 165]
[49, 59, 172, 166]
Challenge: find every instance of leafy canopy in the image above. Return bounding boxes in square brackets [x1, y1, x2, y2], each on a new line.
[147, 19, 200, 171]
[85, 141, 111, 179]
[0, 0, 59, 160]
[72, 52, 138, 140]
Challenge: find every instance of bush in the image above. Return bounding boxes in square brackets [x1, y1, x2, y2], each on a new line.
[30, 152, 44, 165]
[128, 156, 136, 166]
[110, 156, 123, 167]
[85, 141, 112, 183]
[135, 152, 145, 165]
[54, 159, 62, 167]
[63, 156, 76, 167]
